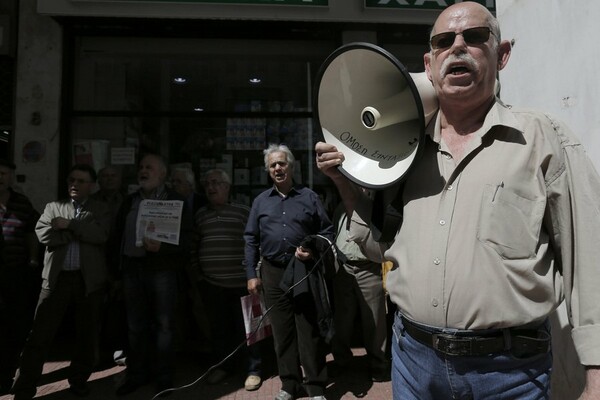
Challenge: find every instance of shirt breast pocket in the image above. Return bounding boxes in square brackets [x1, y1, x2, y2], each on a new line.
[477, 185, 545, 260]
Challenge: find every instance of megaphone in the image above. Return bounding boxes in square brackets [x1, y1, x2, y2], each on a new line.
[314, 42, 438, 189]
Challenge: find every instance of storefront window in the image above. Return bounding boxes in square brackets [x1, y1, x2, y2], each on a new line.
[70, 36, 335, 207]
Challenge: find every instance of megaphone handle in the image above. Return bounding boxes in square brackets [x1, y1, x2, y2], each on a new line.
[371, 184, 404, 243]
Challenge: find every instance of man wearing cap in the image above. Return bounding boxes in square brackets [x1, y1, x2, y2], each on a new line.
[0, 159, 40, 395]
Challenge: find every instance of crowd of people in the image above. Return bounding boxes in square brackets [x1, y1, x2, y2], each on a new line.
[3, 2, 600, 400]
[0, 145, 391, 400]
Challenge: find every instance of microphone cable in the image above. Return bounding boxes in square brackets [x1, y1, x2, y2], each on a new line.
[152, 237, 336, 399]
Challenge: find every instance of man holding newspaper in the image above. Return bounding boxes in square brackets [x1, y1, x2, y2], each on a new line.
[112, 153, 193, 397]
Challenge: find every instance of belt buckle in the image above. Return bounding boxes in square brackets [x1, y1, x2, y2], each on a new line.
[432, 333, 472, 356]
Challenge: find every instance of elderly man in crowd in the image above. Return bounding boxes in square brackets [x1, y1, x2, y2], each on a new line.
[92, 165, 124, 219]
[245, 144, 334, 400]
[91, 165, 128, 366]
[191, 168, 262, 391]
[169, 165, 209, 352]
[0, 159, 40, 395]
[170, 166, 206, 216]
[12, 164, 110, 399]
[114, 153, 192, 397]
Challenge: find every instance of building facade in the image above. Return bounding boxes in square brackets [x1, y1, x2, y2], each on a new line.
[6, 0, 494, 210]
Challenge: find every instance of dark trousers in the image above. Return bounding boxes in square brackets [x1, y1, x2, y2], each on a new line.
[12, 271, 104, 399]
[199, 280, 261, 376]
[98, 264, 128, 363]
[0, 264, 39, 388]
[262, 261, 327, 397]
[122, 260, 177, 386]
[332, 261, 388, 373]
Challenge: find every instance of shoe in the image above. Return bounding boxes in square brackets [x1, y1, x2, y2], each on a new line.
[113, 350, 127, 366]
[274, 389, 294, 400]
[370, 367, 390, 382]
[115, 379, 144, 396]
[206, 368, 229, 385]
[68, 381, 90, 397]
[244, 374, 262, 391]
[309, 397, 327, 400]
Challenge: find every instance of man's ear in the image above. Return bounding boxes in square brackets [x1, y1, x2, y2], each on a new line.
[497, 40, 512, 71]
[424, 52, 433, 82]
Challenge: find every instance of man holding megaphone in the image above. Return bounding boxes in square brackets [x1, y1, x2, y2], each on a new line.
[316, 2, 600, 399]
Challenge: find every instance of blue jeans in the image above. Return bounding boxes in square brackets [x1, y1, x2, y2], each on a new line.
[391, 313, 552, 400]
[122, 260, 178, 385]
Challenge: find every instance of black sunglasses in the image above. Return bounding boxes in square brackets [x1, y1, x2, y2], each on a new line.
[430, 27, 496, 50]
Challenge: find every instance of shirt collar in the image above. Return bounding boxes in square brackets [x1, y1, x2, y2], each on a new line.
[140, 183, 166, 200]
[269, 184, 299, 198]
[427, 98, 523, 144]
[71, 198, 87, 208]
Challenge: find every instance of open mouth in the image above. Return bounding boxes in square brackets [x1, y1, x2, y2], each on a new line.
[448, 65, 470, 75]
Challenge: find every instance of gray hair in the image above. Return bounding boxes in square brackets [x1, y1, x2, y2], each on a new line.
[98, 165, 122, 177]
[263, 144, 295, 172]
[141, 153, 168, 175]
[172, 167, 196, 191]
[488, 15, 501, 43]
[203, 168, 231, 185]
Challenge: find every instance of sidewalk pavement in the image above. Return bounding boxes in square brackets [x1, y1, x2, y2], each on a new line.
[0, 346, 393, 400]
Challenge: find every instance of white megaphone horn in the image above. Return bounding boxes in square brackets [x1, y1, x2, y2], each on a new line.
[314, 42, 438, 189]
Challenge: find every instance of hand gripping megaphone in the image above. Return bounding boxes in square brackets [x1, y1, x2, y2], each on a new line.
[313, 42, 438, 190]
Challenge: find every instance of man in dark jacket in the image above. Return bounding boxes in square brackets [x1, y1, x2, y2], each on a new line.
[113, 154, 192, 397]
[0, 159, 40, 395]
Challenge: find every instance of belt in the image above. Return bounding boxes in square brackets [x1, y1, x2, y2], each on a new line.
[400, 316, 550, 357]
[263, 258, 290, 269]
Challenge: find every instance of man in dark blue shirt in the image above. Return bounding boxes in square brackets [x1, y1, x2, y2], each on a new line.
[245, 144, 334, 400]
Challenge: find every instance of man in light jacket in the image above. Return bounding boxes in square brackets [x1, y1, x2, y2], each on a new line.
[12, 164, 110, 400]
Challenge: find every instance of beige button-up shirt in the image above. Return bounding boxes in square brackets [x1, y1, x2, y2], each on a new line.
[350, 99, 600, 365]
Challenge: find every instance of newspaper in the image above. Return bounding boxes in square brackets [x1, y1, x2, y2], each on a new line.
[135, 199, 184, 246]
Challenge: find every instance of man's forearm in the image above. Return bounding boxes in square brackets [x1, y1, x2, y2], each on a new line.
[330, 174, 362, 217]
[580, 367, 600, 400]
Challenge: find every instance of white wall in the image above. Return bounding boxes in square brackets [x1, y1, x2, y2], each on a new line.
[15, 0, 62, 211]
[497, 0, 600, 172]
[497, 1, 600, 399]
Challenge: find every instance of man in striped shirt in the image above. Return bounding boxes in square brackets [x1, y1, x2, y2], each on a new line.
[191, 169, 262, 391]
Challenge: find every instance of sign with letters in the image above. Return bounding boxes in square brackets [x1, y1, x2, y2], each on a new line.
[364, 0, 495, 11]
[74, 0, 328, 5]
